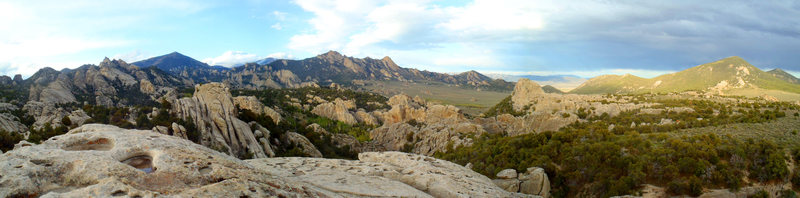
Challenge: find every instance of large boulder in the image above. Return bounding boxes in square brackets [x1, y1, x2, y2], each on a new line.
[310, 98, 358, 125]
[0, 124, 533, 197]
[519, 167, 550, 198]
[285, 132, 323, 158]
[511, 78, 544, 111]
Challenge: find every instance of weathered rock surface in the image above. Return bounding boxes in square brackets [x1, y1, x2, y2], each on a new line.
[22, 101, 91, 130]
[285, 132, 323, 158]
[370, 94, 483, 156]
[0, 124, 530, 197]
[497, 169, 518, 179]
[171, 83, 269, 158]
[0, 103, 27, 134]
[354, 109, 379, 126]
[232, 96, 282, 124]
[311, 98, 358, 125]
[0, 113, 27, 134]
[512, 78, 544, 111]
[519, 167, 550, 198]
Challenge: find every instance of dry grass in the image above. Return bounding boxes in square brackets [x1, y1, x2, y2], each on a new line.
[361, 80, 510, 116]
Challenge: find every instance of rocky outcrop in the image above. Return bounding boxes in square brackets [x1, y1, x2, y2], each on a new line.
[512, 78, 544, 111]
[232, 96, 282, 124]
[370, 94, 483, 156]
[0, 113, 27, 134]
[354, 109, 379, 125]
[22, 101, 90, 130]
[490, 167, 551, 197]
[170, 83, 269, 159]
[285, 132, 323, 158]
[0, 103, 28, 134]
[311, 98, 358, 125]
[0, 124, 530, 197]
[26, 58, 182, 107]
[520, 167, 550, 197]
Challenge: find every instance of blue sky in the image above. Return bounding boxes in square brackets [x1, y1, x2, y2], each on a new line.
[2, 0, 800, 78]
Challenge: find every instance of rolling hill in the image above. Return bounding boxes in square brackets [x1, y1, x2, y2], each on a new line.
[570, 56, 800, 95]
[768, 68, 800, 84]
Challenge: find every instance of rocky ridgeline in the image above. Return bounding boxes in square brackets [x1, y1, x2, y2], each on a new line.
[476, 78, 656, 136]
[0, 124, 537, 197]
[28, 58, 182, 106]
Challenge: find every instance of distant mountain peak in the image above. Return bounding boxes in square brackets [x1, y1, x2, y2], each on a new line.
[768, 68, 800, 84]
[319, 50, 343, 58]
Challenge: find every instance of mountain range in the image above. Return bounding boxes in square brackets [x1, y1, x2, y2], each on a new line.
[0, 51, 516, 106]
[570, 56, 800, 95]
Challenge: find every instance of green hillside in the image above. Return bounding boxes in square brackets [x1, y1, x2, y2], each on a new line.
[768, 68, 800, 84]
[570, 56, 800, 95]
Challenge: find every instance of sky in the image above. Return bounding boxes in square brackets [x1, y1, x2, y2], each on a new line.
[2, 0, 800, 79]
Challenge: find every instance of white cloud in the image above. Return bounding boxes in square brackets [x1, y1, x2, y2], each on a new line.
[273, 11, 287, 20]
[289, 0, 800, 73]
[203, 51, 263, 67]
[0, 0, 211, 76]
[271, 23, 283, 30]
[266, 52, 294, 59]
[112, 50, 150, 63]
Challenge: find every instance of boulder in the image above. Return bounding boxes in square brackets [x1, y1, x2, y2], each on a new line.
[310, 98, 358, 125]
[286, 132, 323, 158]
[511, 78, 544, 111]
[497, 169, 519, 179]
[494, 179, 521, 193]
[519, 167, 550, 198]
[171, 122, 188, 139]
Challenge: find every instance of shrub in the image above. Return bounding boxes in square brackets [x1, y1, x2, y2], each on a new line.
[750, 190, 769, 198]
[0, 130, 23, 152]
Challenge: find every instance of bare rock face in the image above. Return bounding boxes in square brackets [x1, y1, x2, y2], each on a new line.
[171, 83, 268, 159]
[519, 167, 551, 198]
[310, 98, 358, 125]
[0, 113, 27, 134]
[0, 103, 27, 134]
[1, 124, 526, 197]
[355, 109, 379, 126]
[232, 96, 282, 124]
[511, 78, 544, 111]
[370, 122, 418, 151]
[139, 79, 156, 94]
[285, 132, 323, 158]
